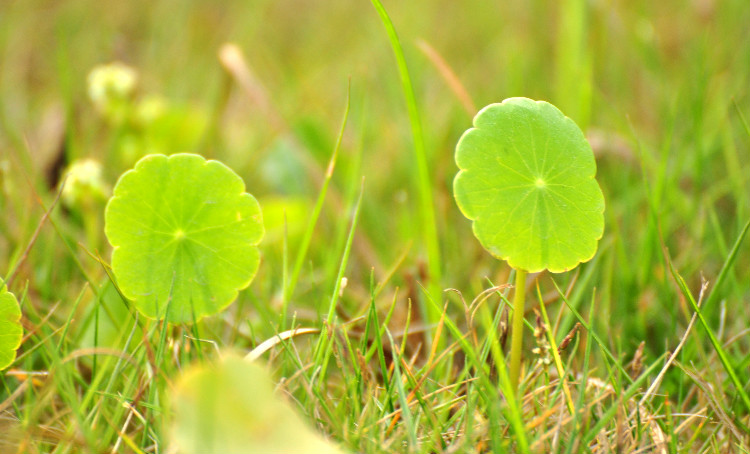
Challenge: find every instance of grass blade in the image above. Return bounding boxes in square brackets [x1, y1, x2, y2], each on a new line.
[313, 179, 365, 378]
[368, 0, 442, 326]
[284, 82, 351, 324]
[702, 219, 750, 310]
[666, 240, 750, 416]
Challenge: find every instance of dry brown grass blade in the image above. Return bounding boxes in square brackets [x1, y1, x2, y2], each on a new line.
[245, 327, 321, 362]
[587, 376, 668, 454]
[415, 39, 476, 116]
[0, 380, 28, 414]
[557, 322, 581, 353]
[638, 279, 708, 407]
[673, 406, 707, 435]
[639, 404, 668, 454]
[676, 362, 748, 443]
[5, 170, 65, 286]
[425, 301, 449, 367]
[527, 377, 614, 451]
[384, 337, 463, 436]
[378, 375, 476, 427]
[218, 43, 284, 129]
[525, 375, 673, 453]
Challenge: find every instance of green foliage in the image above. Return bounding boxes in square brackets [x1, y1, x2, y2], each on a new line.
[454, 97, 605, 273]
[0, 283, 22, 370]
[104, 153, 264, 323]
[170, 355, 346, 454]
[2, 0, 750, 452]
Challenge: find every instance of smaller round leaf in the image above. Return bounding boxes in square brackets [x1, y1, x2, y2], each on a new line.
[454, 98, 605, 273]
[0, 283, 23, 371]
[105, 153, 264, 323]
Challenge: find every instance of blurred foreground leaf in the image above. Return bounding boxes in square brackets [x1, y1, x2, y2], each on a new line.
[170, 355, 346, 454]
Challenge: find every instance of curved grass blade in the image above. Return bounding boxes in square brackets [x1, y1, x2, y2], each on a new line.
[368, 0, 442, 325]
[665, 221, 750, 416]
[702, 219, 750, 310]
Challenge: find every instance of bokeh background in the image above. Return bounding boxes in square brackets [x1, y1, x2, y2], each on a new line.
[2, 0, 750, 358]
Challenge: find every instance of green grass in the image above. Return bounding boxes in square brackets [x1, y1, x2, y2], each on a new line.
[2, 0, 750, 452]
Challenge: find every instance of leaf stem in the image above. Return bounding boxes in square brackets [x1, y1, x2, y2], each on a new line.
[509, 269, 527, 390]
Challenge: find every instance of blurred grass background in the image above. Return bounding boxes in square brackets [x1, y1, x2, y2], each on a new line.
[1, 0, 750, 451]
[3, 0, 748, 344]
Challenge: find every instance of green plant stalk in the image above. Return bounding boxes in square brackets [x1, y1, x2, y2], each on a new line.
[509, 269, 527, 390]
[283, 84, 350, 326]
[425, 291, 529, 453]
[313, 179, 364, 378]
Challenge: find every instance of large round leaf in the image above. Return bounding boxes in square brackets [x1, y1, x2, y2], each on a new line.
[170, 356, 346, 454]
[454, 98, 604, 273]
[0, 283, 23, 370]
[105, 154, 264, 322]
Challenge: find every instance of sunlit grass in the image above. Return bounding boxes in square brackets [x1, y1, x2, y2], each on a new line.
[1, 0, 750, 452]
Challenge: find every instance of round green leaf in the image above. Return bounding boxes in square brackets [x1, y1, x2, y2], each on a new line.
[0, 283, 23, 370]
[105, 153, 264, 323]
[454, 98, 605, 273]
[170, 356, 346, 454]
